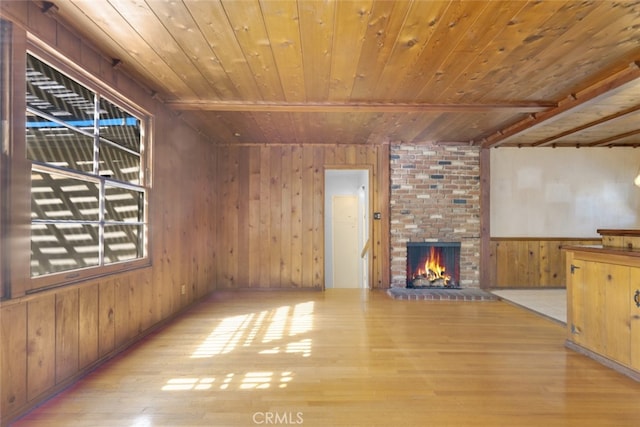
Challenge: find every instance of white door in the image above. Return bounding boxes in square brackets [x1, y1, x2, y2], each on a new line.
[332, 195, 360, 288]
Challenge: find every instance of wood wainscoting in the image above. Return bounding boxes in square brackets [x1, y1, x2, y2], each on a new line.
[489, 238, 601, 288]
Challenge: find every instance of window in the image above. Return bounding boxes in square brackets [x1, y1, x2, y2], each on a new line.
[26, 53, 148, 282]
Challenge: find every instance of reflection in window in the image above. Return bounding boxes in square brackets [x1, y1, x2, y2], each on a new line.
[26, 53, 147, 279]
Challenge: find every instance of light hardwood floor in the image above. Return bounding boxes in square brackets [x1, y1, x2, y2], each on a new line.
[10, 289, 640, 427]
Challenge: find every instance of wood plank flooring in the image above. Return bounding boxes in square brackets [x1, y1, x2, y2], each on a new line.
[10, 289, 640, 427]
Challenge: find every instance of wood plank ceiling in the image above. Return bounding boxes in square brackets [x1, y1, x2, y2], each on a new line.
[38, 0, 640, 147]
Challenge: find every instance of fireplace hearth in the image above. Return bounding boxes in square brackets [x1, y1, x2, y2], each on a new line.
[406, 242, 461, 288]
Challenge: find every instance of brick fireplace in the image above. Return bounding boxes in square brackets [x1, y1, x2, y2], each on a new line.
[390, 144, 480, 288]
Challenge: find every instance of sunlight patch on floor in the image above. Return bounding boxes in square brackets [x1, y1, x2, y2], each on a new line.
[164, 301, 315, 392]
[191, 313, 255, 357]
[161, 377, 215, 391]
[192, 301, 315, 358]
[162, 371, 295, 392]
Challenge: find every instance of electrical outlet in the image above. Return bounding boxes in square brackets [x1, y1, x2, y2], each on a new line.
[181, 285, 186, 295]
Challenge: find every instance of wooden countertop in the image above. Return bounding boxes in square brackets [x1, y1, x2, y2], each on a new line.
[597, 229, 640, 237]
[563, 244, 640, 267]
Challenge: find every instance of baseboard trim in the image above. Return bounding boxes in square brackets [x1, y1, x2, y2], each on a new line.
[565, 339, 640, 382]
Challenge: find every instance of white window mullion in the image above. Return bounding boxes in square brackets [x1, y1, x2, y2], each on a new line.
[94, 94, 106, 266]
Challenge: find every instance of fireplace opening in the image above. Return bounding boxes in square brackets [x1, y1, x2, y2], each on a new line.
[406, 242, 461, 288]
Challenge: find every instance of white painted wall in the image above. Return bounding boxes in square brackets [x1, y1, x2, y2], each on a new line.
[491, 147, 640, 237]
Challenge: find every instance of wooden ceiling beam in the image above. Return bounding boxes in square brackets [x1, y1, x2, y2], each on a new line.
[534, 104, 640, 147]
[590, 129, 640, 147]
[164, 100, 555, 114]
[481, 61, 640, 149]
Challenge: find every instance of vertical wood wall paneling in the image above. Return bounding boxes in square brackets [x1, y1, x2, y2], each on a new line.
[269, 146, 283, 287]
[237, 145, 250, 287]
[78, 283, 99, 370]
[312, 146, 326, 288]
[538, 240, 551, 285]
[0, 302, 27, 416]
[301, 146, 315, 287]
[259, 145, 272, 288]
[98, 279, 116, 357]
[129, 270, 144, 336]
[114, 277, 130, 348]
[227, 144, 240, 288]
[280, 146, 292, 287]
[26, 294, 56, 401]
[216, 145, 229, 288]
[248, 146, 261, 288]
[290, 145, 303, 287]
[490, 238, 602, 288]
[212, 144, 385, 290]
[55, 288, 79, 384]
[138, 270, 154, 333]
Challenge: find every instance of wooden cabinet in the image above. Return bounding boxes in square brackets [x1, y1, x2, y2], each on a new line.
[565, 248, 640, 379]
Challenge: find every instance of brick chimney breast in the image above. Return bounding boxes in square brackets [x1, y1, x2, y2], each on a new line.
[390, 144, 480, 288]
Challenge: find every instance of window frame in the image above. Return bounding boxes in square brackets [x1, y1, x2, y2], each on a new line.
[24, 39, 152, 293]
[0, 19, 10, 300]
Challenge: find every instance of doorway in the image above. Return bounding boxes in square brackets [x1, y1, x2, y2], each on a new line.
[324, 169, 370, 289]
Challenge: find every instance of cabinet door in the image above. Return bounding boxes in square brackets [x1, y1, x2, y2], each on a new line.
[581, 261, 606, 354]
[630, 268, 640, 371]
[568, 258, 587, 347]
[603, 264, 631, 366]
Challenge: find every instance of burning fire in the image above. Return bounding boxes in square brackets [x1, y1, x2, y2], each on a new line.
[413, 246, 452, 285]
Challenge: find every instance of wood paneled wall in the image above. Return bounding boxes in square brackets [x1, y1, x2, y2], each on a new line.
[0, 6, 392, 423]
[0, 6, 217, 424]
[489, 238, 601, 288]
[211, 143, 390, 290]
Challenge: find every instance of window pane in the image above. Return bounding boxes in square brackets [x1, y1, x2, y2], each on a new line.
[26, 53, 147, 281]
[100, 144, 141, 184]
[104, 185, 144, 222]
[99, 97, 141, 153]
[104, 224, 144, 264]
[26, 113, 95, 171]
[31, 170, 100, 221]
[31, 223, 100, 276]
[27, 55, 95, 124]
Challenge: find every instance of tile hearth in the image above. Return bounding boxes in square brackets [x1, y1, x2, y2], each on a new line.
[387, 287, 497, 301]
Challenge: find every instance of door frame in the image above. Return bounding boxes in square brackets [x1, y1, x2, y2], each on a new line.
[323, 165, 373, 290]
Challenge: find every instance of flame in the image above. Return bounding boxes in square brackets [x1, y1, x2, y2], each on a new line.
[413, 246, 451, 284]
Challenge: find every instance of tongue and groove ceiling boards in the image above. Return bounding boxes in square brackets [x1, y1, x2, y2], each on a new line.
[34, 0, 640, 147]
